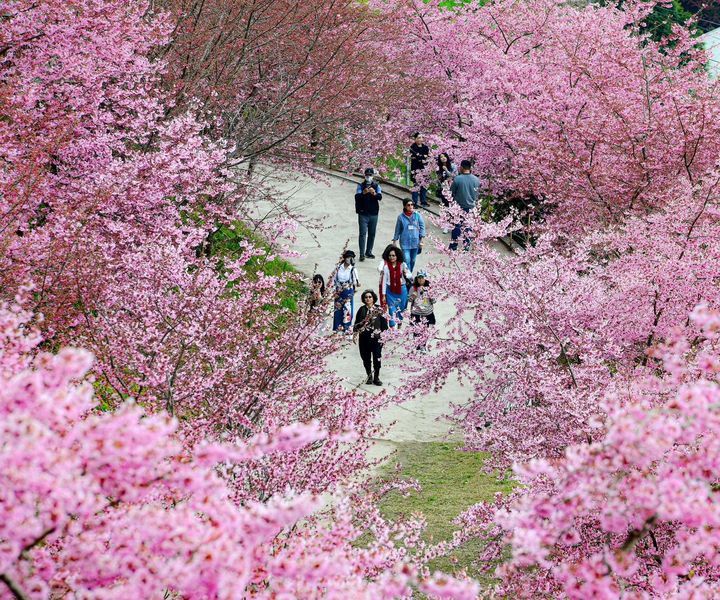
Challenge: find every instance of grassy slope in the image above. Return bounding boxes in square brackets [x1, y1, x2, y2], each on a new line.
[378, 442, 514, 580]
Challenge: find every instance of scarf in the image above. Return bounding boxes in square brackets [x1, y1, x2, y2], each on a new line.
[403, 209, 413, 217]
[387, 261, 403, 295]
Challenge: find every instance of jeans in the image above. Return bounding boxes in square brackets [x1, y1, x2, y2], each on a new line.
[403, 247, 419, 274]
[358, 213, 378, 257]
[411, 186, 427, 207]
[385, 286, 408, 327]
[450, 208, 472, 251]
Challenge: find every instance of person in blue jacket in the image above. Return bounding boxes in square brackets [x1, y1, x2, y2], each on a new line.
[392, 199, 425, 274]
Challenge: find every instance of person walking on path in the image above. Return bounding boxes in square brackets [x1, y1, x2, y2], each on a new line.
[353, 289, 388, 386]
[409, 270, 436, 352]
[392, 199, 425, 274]
[355, 168, 382, 262]
[378, 244, 412, 328]
[437, 153, 457, 209]
[333, 250, 360, 333]
[409, 133, 430, 208]
[449, 159, 480, 251]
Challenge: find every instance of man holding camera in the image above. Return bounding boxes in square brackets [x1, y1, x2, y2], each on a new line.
[355, 167, 383, 262]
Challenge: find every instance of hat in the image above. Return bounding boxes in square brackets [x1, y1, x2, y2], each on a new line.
[416, 270, 428, 278]
[343, 250, 356, 259]
[363, 167, 375, 176]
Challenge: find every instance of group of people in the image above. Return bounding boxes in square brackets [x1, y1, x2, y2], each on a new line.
[410, 132, 481, 251]
[356, 133, 481, 263]
[308, 132, 479, 385]
[309, 245, 436, 387]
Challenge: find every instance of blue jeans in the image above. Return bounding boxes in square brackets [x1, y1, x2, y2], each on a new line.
[450, 208, 471, 251]
[358, 214, 378, 257]
[411, 186, 427, 207]
[403, 247, 419, 274]
[385, 286, 408, 327]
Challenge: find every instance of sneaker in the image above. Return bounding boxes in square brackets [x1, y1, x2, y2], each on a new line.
[421, 202, 430, 207]
[359, 254, 365, 262]
[442, 228, 449, 234]
[365, 373, 373, 384]
[373, 377, 383, 386]
[365, 253, 375, 259]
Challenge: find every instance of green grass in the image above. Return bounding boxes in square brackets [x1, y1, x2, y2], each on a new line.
[210, 220, 306, 312]
[378, 442, 514, 580]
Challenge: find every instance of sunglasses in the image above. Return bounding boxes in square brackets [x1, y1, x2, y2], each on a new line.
[363, 294, 373, 299]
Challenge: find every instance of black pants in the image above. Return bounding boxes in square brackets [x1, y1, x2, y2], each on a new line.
[439, 188, 451, 207]
[412, 312, 436, 349]
[359, 334, 382, 375]
[411, 312, 436, 326]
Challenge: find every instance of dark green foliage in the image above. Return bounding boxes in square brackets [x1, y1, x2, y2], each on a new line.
[490, 191, 545, 249]
[642, 0, 694, 42]
[208, 221, 305, 313]
[679, 0, 720, 34]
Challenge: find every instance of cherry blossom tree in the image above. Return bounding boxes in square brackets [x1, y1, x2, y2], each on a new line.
[388, 2, 720, 593]
[447, 305, 720, 598]
[0, 0, 389, 504]
[158, 0, 423, 171]
[391, 0, 720, 465]
[0, 0, 477, 596]
[0, 300, 479, 600]
[397, 0, 720, 234]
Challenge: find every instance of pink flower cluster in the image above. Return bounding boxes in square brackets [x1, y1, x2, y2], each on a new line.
[388, 0, 720, 594]
[477, 308, 720, 597]
[0, 302, 479, 598]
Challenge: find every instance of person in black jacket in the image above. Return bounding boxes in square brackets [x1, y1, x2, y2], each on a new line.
[409, 133, 430, 208]
[353, 289, 388, 386]
[355, 168, 382, 262]
[436, 152, 457, 208]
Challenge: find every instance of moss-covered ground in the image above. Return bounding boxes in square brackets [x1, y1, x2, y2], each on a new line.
[378, 441, 514, 581]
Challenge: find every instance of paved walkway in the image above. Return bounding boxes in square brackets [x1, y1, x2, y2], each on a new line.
[258, 170, 506, 462]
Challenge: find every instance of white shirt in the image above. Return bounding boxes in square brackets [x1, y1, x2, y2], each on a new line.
[378, 260, 411, 290]
[335, 263, 359, 288]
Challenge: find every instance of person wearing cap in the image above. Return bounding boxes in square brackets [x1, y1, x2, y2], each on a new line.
[355, 168, 382, 262]
[408, 270, 436, 352]
[449, 159, 480, 251]
[333, 250, 360, 333]
[392, 199, 425, 274]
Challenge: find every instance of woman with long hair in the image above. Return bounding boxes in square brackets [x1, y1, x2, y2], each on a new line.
[377, 244, 411, 328]
[437, 152, 457, 208]
[307, 273, 326, 314]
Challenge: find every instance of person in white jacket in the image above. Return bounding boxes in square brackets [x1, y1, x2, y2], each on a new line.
[377, 244, 412, 328]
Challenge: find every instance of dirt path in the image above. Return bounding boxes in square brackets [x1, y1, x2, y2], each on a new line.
[259, 170, 507, 462]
